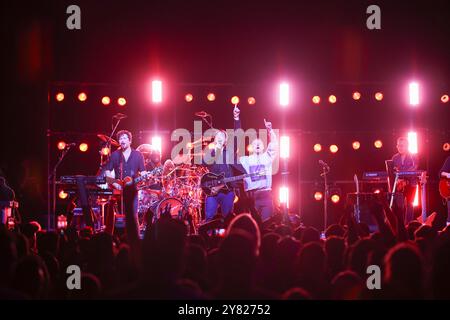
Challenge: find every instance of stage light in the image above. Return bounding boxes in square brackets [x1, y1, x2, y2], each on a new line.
[58, 190, 68, 200]
[443, 143, 450, 152]
[185, 93, 193, 102]
[375, 92, 383, 101]
[57, 215, 68, 229]
[352, 141, 361, 150]
[413, 185, 419, 207]
[207, 93, 216, 101]
[187, 142, 194, 150]
[312, 96, 321, 104]
[330, 144, 339, 153]
[117, 97, 127, 106]
[152, 80, 162, 103]
[279, 187, 289, 208]
[248, 97, 256, 105]
[374, 140, 383, 149]
[79, 143, 88, 152]
[78, 92, 87, 102]
[280, 136, 290, 159]
[331, 194, 340, 204]
[101, 147, 110, 156]
[352, 92, 361, 100]
[208, 142, 215, 150]
[101, 96, 111, 106]
[279, 83, 289, 106]
[441, 94, 449, 103]
[152, 136, 162, 155]
[408, 131, 418, 154]
[373, 189, 381, 194]
[231, 96, 240, 105]
[56, 92, 65, 102]
[409, 82, 419, 106]
[234, 195, 239, 204]
[57, 141, 66, 150]
[247, 144, 253, 153]
[314, 191, 323, 201]
[313, 144, 322, 152]
[328, 95, 337, 104]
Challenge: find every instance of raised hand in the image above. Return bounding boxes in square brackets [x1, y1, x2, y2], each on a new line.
[264, 118, 272, 131]
[233, 105, 240, 119]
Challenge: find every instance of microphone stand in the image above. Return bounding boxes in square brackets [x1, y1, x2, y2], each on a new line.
[320, 163, 331, 234]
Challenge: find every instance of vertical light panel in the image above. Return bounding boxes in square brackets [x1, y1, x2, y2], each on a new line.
[279, 83, 289, 106]
[152, 80, 162, 103]
[407, 131, 418, 154]
[409, 82, 419, 106]
[151, 136, 162, 155]
[279, 187, 290, 208]
[413, 185, 419, 207]
[280, 136, 290, 159]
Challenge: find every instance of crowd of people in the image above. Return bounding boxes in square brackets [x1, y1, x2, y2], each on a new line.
[1, 195, 449, 300]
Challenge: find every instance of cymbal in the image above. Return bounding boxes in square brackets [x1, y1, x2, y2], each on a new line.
[97, 134, 119, 147]
[137, 144, 157, 154]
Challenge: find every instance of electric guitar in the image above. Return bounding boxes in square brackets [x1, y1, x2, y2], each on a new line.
[200, 170, 266, 196]
[439, 177, 450, 200]
[106, 166, 163, 189]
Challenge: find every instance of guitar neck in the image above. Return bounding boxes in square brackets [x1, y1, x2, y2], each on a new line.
[221, 172, 260, 183]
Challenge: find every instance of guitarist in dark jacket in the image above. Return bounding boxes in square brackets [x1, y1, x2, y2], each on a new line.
[203, 106, 245, 221]
[439, 156, 450, 222]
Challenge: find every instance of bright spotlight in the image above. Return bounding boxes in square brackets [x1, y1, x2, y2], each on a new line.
[443, 143, 450, 152]
[314, 191, 323, 201]
[413, 185, 419, 207]
[57, 141, 66, 150]
[78, 92, 87, 102]
[231, 96, 240, 105]
[352, 92, 361, 100]
[152, 80, 162, 103]
[279, 187, 289, 208]
[152, 136, 162, 155]
[117, 97, 127, 106]
[328, 95, 337, 104]
[280, 136, 290, 159]
[408, 131, 418, 154]
[352, 141, 361, 150]
[79, 143, 88, 152]
[101, 147, 110, 156]
[185, 93, 193, 102]
[375, 92, 383, 101]
[101, 96, 111, 106]
[441, 94, 449, 103]
[331, 194, 340, 204]
[247, 97, 256, 105]
[56, 92, 65, 102]
[374, 140, 383, 149]
[409, 82, 419, 106]
[207, 93, 216, 101]
[313, 144, 322, 152]
[330, 144, 339, 153]
[279, 83, 289, 106]
[312, 96, 321, 104]
[58, 190, 68, 200]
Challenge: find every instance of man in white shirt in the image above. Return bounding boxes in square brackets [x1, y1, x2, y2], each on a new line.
[235, 107, 278, 221]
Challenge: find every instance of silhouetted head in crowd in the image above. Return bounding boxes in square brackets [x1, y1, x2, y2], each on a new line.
[325, 224, 345, 238]
[348, 239, 376, 278]
[406, 221, 422, 240]
[431, 234, 450, 299]
[301, 226, 320, 244]
[226, 213, 261, 255]
[183, 244, 207, 290]
[0, 227, 18, 287]
[282, 287, 312, 300]
[414, 225, 437, 241]
[260, 233, 281, 264]
[356, 222, 370, 238]
[384, 242, 425, 299]
[293, 226, 305, 241]
[331, 271, 364, 300]
[325, 236, 345, 278]
[12, 255, 49, 299]
[67, 273, 102, 300]
[36, 231, 59, 256]
[20, 221, 41, 252]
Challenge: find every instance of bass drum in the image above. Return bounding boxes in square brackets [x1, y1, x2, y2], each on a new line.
[155, 197, 185, 220]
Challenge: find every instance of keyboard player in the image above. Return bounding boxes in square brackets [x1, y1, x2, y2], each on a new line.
[390, 137, 418, 224]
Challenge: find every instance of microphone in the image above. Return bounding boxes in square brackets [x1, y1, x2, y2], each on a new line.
[195, 111, 211, 118]
[319, 160, 330, 169]
[113, 113, 127, 120]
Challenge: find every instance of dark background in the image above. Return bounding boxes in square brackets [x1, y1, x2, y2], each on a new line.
[1, 0, 449, 228]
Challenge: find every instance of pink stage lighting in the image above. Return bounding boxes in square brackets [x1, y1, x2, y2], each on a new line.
[152, 80, 162, 103]
[413, 185, 419, 207]
[280, 136, 290, 158]
[279, 187, 289, 208]
[407, 131, 418, 154]
[441, 94, 449, 103]
[409, 82, 419, 106]
[352, 92, 361, 100]
[151, 136, 162, 155]
[279, 83, 289, 106]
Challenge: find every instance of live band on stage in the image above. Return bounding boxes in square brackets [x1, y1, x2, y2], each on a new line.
[16, 105, 449, 236]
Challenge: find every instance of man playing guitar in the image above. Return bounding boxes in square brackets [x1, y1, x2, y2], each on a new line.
[104, 130, 146, 233]
[439, 156, 450, 222]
